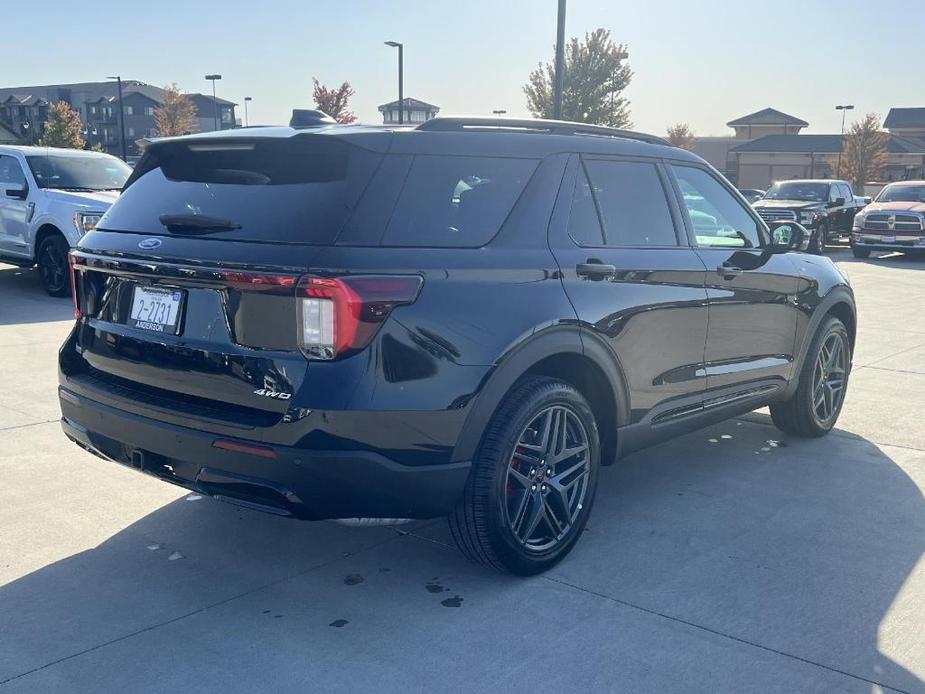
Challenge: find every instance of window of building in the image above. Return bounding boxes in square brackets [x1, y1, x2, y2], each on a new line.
[125, 106, 134, 116]
[144, 106, 155, 116]
[89, 105, 97, 115]
[671, 164, 765, 249]
[127, 127, 135, 137]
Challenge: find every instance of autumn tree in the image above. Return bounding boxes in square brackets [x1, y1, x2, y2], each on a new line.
[39, 101, 85, 149]
[154, 84, 198, 137]
[828, 113, 889, 188]
[666, 123, 695, 150]
[312, 79, 357, 124]
[524, 28, 633, 128]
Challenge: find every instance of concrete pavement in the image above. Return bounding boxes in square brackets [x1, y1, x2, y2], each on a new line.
[0, 249, 922, 693]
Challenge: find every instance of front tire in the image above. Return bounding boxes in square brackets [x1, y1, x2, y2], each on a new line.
[770, 316, 850, 437]
[448, 376, 600, 575]
[37, 234, 70, 297]
[809, 223, 827, 255]
[852, 247, 871, 259]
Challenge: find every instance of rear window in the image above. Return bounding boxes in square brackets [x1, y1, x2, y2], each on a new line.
[100, 139, 537, 247]
[99, 138, 382, 244]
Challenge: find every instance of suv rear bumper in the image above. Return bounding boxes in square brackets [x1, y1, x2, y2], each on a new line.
[59, 387, 470, 520]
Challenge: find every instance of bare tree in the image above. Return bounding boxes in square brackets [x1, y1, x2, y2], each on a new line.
[39, 101, 85, 149]
[312, 79, 357, 124]
[524, 28, 633, 128]
[666, 123, 695, 150]
[828, 113, 889, 188]
[154, 84, 197, 137]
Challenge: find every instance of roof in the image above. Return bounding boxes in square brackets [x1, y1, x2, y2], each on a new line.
[144, 118, 702, 164]
[0, 81, 234, 110]
[378, 97, 440, 112]
[187, 93, 237, 107]
[0, 122, 21, 144]
[0, 144, 120, 158]
[726, 108, 809, 128]
[731, 133, 925, 155]
[884, 108, 925, 129]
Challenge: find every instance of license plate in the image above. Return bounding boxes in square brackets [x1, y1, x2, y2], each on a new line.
[129, 286, 184, 334]
[881, 235, 896, 243]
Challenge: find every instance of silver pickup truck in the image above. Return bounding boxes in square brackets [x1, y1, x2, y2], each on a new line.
[0, 146, 130, 295]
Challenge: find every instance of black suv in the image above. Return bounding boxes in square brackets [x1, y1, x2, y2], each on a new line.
[753, 179, 863, 254]
[59, 116, 856, 575]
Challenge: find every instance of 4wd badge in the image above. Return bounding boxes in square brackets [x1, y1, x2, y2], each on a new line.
[253, 389, 291, 400]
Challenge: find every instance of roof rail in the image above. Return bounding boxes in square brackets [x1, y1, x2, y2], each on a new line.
[416, 117, 671, 146]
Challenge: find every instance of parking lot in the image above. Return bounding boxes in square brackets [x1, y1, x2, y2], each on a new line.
[0, 248, 923, 693]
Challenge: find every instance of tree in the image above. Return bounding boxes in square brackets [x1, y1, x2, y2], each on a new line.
[524, 28, 633, 128]
[39, 101, 84, 149]
[666, 123, 695, 150]
[312, 79, 356, 124]
[154, 84, 198, 137]
[828, 113, 888, 188]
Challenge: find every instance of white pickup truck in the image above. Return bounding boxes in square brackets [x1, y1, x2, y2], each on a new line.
[0, 146, 130, 295]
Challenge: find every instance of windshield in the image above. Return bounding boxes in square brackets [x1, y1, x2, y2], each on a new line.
[26, 154, 131, 191]
[763, 182, 829, 202]
[876, 184, 925, 203]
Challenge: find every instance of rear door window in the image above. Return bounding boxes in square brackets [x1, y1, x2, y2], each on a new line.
[99, 137, 383, 244]
[379, 155, 538, 247]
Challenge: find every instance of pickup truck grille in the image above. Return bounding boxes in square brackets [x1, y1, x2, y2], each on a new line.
[755, 209, 797, 223]
[864, 213, 924, 232]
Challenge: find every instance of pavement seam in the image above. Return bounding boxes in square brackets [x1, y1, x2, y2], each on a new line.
[539, 574, 911, 694]
[0, 418, 58, 432]
[0, 530, 407, 688]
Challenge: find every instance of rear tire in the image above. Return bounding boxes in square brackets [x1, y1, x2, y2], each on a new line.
[852, 247, 871, 259]
[37, 234, 70, 297]
[448, 376, 600, 575]
[770, 316, 850, 437]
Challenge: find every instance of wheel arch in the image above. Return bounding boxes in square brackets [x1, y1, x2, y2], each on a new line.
[451, 326, 629, 467]
[792, 286, 857, 389]
[33, 223, 66, 263]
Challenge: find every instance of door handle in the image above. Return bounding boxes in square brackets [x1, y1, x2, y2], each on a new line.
[716, 262, 743, 280]
[576, 260, 617, 279]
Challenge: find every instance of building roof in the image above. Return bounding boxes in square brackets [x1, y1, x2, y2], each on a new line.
[884, 108, 925, 129]
[0, 81, 235, 110]
[378, 97, 440, 112]
[726, 107, 809, 128]
[187, 93, 237, 107]
[731, 133, 925, 155]
[0, 122, 21, 144]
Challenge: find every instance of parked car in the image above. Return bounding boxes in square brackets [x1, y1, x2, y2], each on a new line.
[738, 188, 765, 204]
[0, 146, 130, 295]
[851, 180, 925, 258]
[59, 116, 855, 575]
[752, 179, 863, 254]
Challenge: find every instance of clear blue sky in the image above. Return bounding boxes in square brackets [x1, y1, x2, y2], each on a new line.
[9, 0, 924, 136]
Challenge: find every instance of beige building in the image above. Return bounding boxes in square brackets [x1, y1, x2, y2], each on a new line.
[692, 106, 925, 190]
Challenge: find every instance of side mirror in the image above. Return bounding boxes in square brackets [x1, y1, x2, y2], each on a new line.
[5, 184, 27, 200]
[834, 197, 846, 206]
[768, 221, 807, 252]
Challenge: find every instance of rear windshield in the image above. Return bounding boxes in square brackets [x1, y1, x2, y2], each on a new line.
[99, 137, 537, 247]
[99, 138, 383, 244]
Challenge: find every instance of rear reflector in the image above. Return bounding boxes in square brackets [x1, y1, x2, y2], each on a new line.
[218, 271, 298, 293]
[212, 439, 278, 459]
[297, 275, 422, 360]
[68, 252, 85, 318]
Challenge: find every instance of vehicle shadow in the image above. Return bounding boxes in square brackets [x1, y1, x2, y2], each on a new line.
[0, 264, 73, 326]
[0, 417, 921, 692]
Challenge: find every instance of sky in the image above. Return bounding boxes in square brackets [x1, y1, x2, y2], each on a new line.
[8, 0, 925, 136]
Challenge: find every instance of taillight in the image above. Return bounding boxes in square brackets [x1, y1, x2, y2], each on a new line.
[297, 275, 423, 360]
[68, 252, 85, 318]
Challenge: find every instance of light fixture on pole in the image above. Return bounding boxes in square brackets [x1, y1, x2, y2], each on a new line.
[836, 104, 854, 175]
[106, 76, 128, 161]
[205, 74, 222, 131]
[244, 96, 252, 127]
[384, 41, 404, 124]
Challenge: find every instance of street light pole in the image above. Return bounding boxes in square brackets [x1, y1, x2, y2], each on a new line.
[385, 41, 404, 124]
[244, 96, 252, 127]
[205, 74, 222, 131]
[553, 0, 566, 120]
[107, 76, 127, 161]
[836, 104, 854, 175]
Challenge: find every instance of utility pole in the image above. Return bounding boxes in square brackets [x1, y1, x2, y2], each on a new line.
[553, 0, 566, 120]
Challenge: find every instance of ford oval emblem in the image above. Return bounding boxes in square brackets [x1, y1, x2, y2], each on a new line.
[139, 238, 162, 250]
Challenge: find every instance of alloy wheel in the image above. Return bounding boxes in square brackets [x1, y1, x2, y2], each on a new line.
[40, 242, 67, 292]
[504, 405, 591, 552]
[812, 332, 847, 425]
